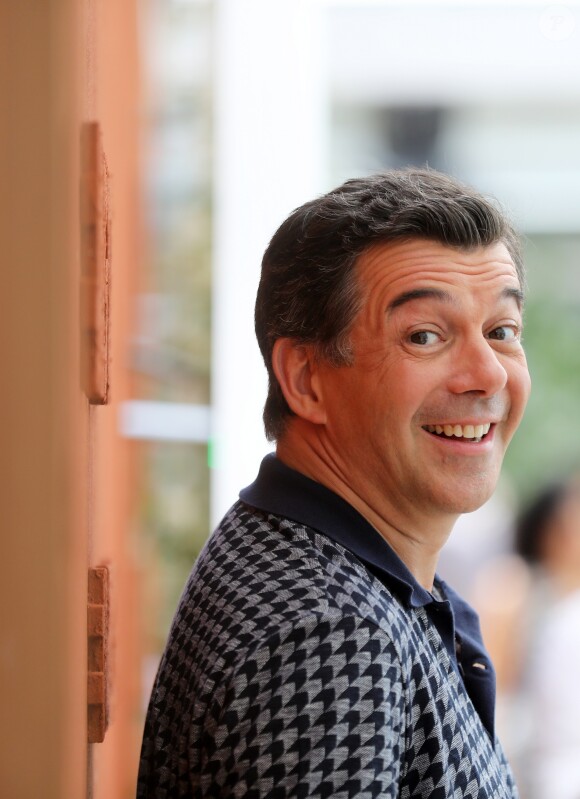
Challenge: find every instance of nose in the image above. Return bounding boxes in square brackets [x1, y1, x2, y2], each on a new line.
[447, 335, 508, 397]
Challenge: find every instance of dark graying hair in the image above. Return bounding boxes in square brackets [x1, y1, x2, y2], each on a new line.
[255, 167, 524, 441]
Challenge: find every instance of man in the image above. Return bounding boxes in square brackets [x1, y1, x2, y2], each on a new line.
[138, 168, 530, 798]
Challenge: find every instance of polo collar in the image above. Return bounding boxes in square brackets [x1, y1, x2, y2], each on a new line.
[240, 453, 496, 740]
[239, 453, 436, 609]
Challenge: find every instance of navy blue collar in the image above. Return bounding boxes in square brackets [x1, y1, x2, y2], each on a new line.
[240, 453, 440, 609]
[240, 453, 497, 740]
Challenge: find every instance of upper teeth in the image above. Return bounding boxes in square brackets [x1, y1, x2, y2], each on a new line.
[423, 423, 491, 439]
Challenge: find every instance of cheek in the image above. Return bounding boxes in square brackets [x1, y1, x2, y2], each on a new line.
[323, 372, 371, 430]
[510, 362, 532, 413]
[390, 361, 439, 406]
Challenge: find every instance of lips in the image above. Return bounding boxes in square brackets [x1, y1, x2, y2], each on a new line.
[422, 422, 492, 443]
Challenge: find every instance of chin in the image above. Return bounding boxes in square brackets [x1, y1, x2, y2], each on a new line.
[434, 477, 498, 516]
[455, 495, 493, 514]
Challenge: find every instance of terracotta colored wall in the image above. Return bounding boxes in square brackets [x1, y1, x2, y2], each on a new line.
[85, 0, 144, 796]
[0, 2, 88, 797]
[0, 1, 144, 797]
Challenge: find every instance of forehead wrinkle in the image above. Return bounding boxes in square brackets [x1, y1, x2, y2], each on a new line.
[360, 239, 516, 272]
[360, 257, 519, 298]
[356, 240, 521, 322]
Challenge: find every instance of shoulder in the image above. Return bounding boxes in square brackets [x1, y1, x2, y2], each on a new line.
[198, 500, 409, 631]
[162, 501, 413, 690]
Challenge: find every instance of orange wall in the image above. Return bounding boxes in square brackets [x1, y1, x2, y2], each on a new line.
[0, 1, 144, 797]
[84, 0, 144, 796]
[0, 2, 88, 797]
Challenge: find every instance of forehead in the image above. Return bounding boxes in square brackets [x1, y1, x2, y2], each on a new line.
[355, 239, 520, 303]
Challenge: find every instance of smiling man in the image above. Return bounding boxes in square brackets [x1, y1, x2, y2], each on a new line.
[138, 169, 530, 798]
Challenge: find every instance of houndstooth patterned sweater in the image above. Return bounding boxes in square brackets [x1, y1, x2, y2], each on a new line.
[138, 455, 518, 798]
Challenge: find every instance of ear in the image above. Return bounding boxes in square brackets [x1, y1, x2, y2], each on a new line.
[272, 338, 327, 425]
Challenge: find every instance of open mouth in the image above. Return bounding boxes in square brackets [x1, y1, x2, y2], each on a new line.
[421, 422, 492, 444]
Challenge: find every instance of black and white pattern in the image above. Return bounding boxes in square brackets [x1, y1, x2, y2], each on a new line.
[138, 502, 518, 798]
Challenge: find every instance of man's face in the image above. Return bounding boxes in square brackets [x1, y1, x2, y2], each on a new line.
[315, 239, 531, 527]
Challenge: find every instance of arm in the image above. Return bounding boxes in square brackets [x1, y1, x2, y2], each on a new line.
[196, 615, 405, 798]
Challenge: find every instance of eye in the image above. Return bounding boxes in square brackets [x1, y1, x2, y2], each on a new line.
[409, 330, 440, 346]
[487, 325, 520, 342]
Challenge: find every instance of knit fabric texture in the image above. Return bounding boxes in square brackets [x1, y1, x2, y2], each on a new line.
[137, 500, 518, 798]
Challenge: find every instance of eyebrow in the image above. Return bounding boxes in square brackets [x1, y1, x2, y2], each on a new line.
[387, 288, 453, 314]
[503, 287, 525, 308]
[387, 286, 525, 314]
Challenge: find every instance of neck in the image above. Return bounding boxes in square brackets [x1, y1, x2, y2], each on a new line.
[276, 426, 457, 592]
